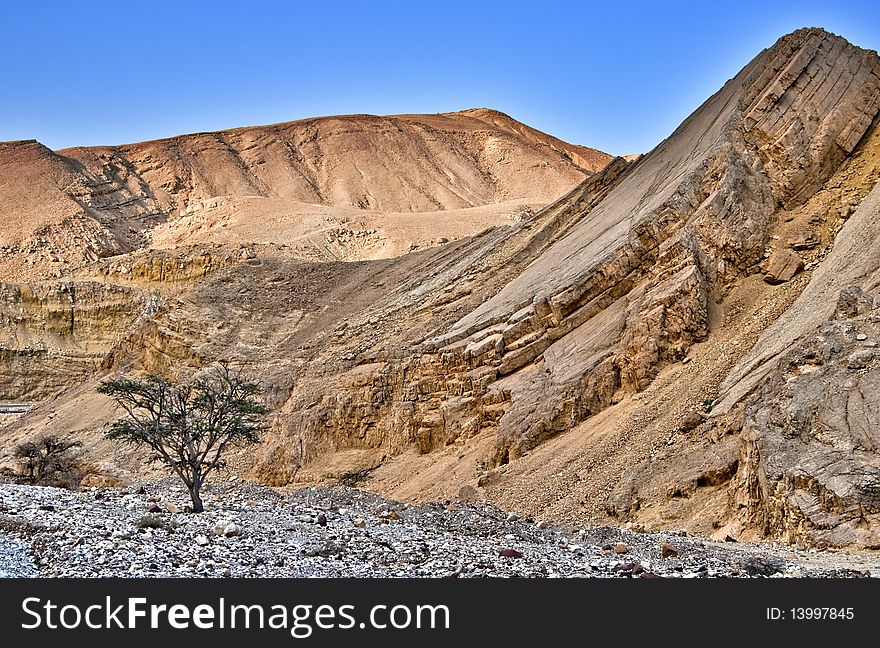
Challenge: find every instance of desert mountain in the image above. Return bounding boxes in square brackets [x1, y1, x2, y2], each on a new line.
[3, 28, 880, 550]
[0, 108, 609, 280]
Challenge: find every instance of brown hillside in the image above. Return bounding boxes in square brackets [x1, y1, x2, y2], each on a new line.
[0, 109, 609, 281]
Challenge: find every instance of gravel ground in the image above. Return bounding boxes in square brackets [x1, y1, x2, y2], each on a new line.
[1, 480, 879, 578]
[0, 533, 37, 577]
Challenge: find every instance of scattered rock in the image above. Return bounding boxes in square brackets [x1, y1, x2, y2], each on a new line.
[457, 485, 478, 503]
[742, 557, 785, 577]
[660, 543, 679, 559]
[848, 349, 874, 369]
[612, 561, 639, 575]
[680, 412, 703, 432]
[319, 540, 343, 557]
[212, 521, 230, 535]
[3, 482, 878, 578]
[614, 543, 629, 554]
[223, 523, 241, 537]
[136, 515, 164, 530]
[787, 231, 820, 250]
[163, 502, 182, 514]
[764, 249, 804, 284]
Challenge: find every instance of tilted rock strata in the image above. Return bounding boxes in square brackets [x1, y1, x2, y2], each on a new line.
[0, 281, 150, 400]
[258, 28, 880, 478]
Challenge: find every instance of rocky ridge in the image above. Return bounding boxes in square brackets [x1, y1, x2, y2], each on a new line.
[243, 28, 880, 498]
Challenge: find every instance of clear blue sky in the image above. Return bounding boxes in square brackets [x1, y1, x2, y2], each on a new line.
[1, 0, 877, 155]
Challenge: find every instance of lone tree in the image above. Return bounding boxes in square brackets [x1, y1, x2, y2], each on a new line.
[98, 363, 266, 512]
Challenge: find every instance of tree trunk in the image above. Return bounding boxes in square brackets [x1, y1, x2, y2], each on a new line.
[189, 478, 204, 513]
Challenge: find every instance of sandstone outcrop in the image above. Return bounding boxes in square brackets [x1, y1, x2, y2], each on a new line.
[0, 281, 150, 400]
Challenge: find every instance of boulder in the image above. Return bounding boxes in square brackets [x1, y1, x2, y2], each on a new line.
[763, 249, 804, 284]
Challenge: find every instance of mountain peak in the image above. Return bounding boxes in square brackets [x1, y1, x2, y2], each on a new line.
[0, 109, 612, 280]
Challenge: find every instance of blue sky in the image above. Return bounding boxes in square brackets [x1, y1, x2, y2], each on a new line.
[0, 1, 877, 155]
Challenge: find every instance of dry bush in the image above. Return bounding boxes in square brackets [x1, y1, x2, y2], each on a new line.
[10, 435, 85, 490]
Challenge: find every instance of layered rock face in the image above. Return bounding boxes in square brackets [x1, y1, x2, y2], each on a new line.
[0, 281, 150, 401]
[739, 31, 880, 206]
[734, 288, 880, 548]
[721, 182, 880, 548]
[429, 29, 879, 462]
[250, 157, 639, 483]
[599, 32, 880, 547]
[252, 28, 880, 482]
